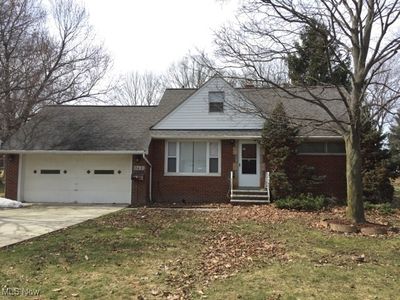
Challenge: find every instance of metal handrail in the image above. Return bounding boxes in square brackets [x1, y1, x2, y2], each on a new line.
[265, 171, 270, 202]
[230, 170, 234, 200]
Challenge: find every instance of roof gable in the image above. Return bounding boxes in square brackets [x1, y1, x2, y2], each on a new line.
[152, 76, 265, 130]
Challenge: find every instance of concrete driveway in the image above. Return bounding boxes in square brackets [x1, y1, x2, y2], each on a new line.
[0, 204, 125, 248]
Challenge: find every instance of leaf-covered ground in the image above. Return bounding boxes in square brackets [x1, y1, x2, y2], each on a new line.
[0, 205, 399, 299]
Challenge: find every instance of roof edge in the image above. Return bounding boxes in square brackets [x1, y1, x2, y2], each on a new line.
[0, 150, 146, 155]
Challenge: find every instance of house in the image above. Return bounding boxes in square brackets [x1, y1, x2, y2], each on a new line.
[0, 76, 346, 204]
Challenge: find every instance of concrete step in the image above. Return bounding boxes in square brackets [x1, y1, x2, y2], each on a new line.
[230, 199, 270, 203]
[231, 194, 269, 198]
[230, 188, 270, 204]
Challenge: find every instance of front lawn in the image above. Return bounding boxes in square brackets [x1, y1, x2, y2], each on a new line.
[0, 206, 399, 299]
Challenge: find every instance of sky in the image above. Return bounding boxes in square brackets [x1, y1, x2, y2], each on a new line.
[82, 0, 240, 75]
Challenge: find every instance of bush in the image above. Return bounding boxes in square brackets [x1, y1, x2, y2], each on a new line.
[364, 202, 395, 215]
[362, 165, 394, 204]
[270, 171, 292, 199]
[292, 165, 326, 195]
[275, 194, 328, 211]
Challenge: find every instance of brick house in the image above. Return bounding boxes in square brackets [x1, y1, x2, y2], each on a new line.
[0, 76, 346, 204]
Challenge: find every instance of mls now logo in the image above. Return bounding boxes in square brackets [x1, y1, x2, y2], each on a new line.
[2, 287, 40, 296]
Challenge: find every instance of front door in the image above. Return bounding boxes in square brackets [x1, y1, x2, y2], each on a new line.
[238, 141, 260, 187]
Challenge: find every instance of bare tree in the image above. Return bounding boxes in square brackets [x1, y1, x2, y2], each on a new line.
[164, 53, 216, 88]
[111, 71, 164, 106]
[365, 59, 400, 132]
[213, 0, 400, 223]
[0, 0, 110, 143]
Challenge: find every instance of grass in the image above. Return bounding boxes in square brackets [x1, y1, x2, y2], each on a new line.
[0, 207, 399, 299]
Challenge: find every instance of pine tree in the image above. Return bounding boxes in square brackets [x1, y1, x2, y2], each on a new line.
[361, 110, 394, 203]
[261, 103, 299, 199]
[389, 112, 400, 176]
[287, 21, 350, 87]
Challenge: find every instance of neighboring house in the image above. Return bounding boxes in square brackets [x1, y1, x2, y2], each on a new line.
[0, 76, 346, 204]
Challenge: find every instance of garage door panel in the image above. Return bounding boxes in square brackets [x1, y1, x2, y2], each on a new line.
[22, 154, 132, 203]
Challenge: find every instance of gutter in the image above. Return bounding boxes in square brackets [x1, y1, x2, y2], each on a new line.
[0, 150, 146, 155]
[151, 135, 262, 139]
[142, 153, 153, 203]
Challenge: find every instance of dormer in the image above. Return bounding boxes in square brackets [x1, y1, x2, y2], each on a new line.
[152, 76, 264, 130]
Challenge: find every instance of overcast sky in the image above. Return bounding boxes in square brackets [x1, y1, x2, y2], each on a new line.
[82, 0, 240, 75]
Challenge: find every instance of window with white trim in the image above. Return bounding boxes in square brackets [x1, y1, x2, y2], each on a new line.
[209, 91, 224, 112]
[166, 141, 220, 175]
[167, 142, 177, 172]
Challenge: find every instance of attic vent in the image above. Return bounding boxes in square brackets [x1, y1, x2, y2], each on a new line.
[209, 91, 224, 112]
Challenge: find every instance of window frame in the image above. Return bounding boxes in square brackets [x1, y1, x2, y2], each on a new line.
[208, 91, 225, 113]
[164, 140, 222, 176]
[297, 141, 345, 156]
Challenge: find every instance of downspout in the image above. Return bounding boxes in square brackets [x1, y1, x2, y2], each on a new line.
[142, 153, 152, 203]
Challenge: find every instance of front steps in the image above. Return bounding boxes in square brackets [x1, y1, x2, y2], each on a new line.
[230, 189, 270, 203]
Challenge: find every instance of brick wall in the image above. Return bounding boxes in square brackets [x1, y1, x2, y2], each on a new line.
[131, 154, 150, 206]
[149, 139, 234, 204]
[5, 154, 19, 200]
[297, 154, 346, 201]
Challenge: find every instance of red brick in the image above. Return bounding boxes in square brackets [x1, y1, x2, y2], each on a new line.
[5, 154, 19, 200]
[296, 155, 346, 201]
[149, 139, 234, 204]
[131, 154, 150, 205]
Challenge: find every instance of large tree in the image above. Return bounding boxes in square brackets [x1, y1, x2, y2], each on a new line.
[214, 0, 400, 223]
[164, 54, 215, 89]
[0, 0, 110, 143]
[286, 21, 394, 203]
[111, 71, 164, 106]
[287, 21, 350, 87]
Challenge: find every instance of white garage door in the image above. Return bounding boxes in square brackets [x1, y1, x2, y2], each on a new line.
[21, 154, 132, 204]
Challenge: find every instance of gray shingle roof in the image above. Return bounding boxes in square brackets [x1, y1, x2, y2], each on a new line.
[3, 106, 157, 151]
[239, 86, 347, 136]
[1, 85, 345, 152]
[1, 89, 195, 152]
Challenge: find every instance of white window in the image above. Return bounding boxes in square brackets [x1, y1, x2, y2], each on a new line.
[209, 91, 224, 112]
[165, 141, 221, 175]
[167, 142, 177, 172]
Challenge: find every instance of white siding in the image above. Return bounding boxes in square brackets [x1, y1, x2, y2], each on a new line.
[154, 77, 265, 129]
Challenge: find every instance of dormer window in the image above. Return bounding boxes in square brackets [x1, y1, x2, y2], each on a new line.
[209, 91, 224, 112]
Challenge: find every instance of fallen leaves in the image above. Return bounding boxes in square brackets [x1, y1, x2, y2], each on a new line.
[155, 226, 286, 299]
[201, 231, 283, 280]
[93, 204, 400, 299]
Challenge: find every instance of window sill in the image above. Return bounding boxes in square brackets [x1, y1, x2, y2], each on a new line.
[297, 153, 345, 156]
[164, 172, 221, 177]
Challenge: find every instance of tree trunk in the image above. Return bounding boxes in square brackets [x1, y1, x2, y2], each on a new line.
[344, 130, 366, 223]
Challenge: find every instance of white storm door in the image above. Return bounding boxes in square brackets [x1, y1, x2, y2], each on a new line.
[238, 141, 260, 187]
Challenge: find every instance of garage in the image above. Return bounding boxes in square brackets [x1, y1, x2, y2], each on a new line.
[20, 154, 132, 204]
